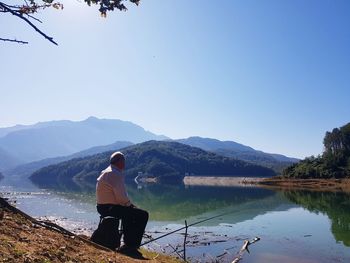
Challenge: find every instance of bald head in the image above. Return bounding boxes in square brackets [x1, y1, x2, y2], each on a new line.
[110, 152, 125, 170]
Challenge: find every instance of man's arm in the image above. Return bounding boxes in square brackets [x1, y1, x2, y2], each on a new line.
[110, 174, 132, 206]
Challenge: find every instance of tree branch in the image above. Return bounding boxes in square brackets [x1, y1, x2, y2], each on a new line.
[1, 0, 140, 45]
[25, 13, 43, 23]
[0, 37, 28, 44]
[0, 2, 57, 45]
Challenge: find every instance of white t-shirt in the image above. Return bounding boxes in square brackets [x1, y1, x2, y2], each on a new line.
[96, 165, 131, 206]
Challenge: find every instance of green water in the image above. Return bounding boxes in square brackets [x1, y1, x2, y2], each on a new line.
[1, 176, 350, 262]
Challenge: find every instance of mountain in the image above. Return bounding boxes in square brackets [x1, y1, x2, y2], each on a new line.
[177, 137, 254, 152]
[30, 140, 276, 189]
[7, 141, 133, 178]
[68, 141, 133, 158]
[176, 137, 299, 172]
[0, 120, 73, 138]
[0, 147, 23, 170]
[0, 172, 3, 180]
[0, 117, 168, 164]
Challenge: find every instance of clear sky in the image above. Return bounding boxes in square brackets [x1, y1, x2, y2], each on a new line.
[1, 0, 349, 159]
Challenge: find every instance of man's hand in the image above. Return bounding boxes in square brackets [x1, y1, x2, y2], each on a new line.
[129, 203, 137, 208]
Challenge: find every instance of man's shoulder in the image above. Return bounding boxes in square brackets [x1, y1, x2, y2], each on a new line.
[97, 166, 113, 181]
[99, 165, 122, 179]
[103, 165, 113, 174]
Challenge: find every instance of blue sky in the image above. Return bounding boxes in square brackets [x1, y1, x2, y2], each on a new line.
[1, 0, 349, 158]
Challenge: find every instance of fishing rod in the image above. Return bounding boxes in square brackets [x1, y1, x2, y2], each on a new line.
[141, 210, 234, 247]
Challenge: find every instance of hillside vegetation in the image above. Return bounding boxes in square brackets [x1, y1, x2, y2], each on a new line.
[8, 141, 133, 178]
[177, 137, 298, 173]
[283, 122, 350, 179]
[30, 141, 276, 188]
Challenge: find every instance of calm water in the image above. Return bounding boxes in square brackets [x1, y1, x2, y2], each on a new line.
[1, 175, 350, 263]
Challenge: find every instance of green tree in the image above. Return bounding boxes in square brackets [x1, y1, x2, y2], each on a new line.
[283, 122, 350, 179]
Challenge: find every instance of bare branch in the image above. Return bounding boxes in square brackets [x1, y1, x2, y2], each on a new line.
[0, 37, 28, 44]
[25, 13, 43, 23]
[0, 2, 57, 45]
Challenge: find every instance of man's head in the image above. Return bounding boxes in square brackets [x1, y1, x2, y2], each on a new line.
[110, 151, 125, 170]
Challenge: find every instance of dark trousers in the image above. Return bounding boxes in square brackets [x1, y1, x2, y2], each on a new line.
[97, 204, 149, 248]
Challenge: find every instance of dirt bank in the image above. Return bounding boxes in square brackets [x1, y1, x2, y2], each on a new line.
[258, 177, 350, 192]
[0, 197, 180, 263]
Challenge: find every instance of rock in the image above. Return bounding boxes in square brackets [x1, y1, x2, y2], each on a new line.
[19, 237, 30, 242]
[42, 251, 53, 259]
[24, 256, 34, 263]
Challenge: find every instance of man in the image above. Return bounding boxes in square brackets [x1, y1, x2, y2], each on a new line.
[96, 151, 149, 252]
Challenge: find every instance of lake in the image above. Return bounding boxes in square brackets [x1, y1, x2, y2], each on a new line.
[1, 175, 350, 263]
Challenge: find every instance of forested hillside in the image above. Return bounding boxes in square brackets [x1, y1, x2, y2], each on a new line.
[8, 141, 133, 178]
[283, 122, 350, 178]
[177, 137, 298, 173]
[30, 141, 276, 188]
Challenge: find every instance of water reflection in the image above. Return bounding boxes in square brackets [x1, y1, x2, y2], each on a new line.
[283, 190, 350, 247]
[35, 177, 291, 223]
[128, 184, 282, 221]
[31, 176, 95, 192]
[33, 178, 275, 221]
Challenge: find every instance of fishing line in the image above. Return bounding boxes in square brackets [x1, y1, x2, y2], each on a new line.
[141, 210, 235, 246]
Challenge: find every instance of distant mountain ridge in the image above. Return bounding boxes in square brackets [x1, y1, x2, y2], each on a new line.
[1, 118, 299, 175]
[30, 141, 276, 189]
[9, 136, 297, 178]
[0, 117, 168, 165]
[7, 141, 133, 178]
[176, 137, 299, 172]
[176, 137, 255, 152]
[0, 120, 74, 138]
[0, 147, 23, 170]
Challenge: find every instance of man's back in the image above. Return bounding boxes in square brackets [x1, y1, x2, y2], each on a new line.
[96, 165, 131, 206]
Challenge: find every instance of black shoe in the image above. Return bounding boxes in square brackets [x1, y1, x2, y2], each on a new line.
[118, 245, 144, 259]
[118, 245, 138, 253]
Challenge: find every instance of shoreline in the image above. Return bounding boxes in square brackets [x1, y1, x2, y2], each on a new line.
[258, 177, 350, 192]
[183, 176, 350, 192]
[183, 176, 265, 187]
